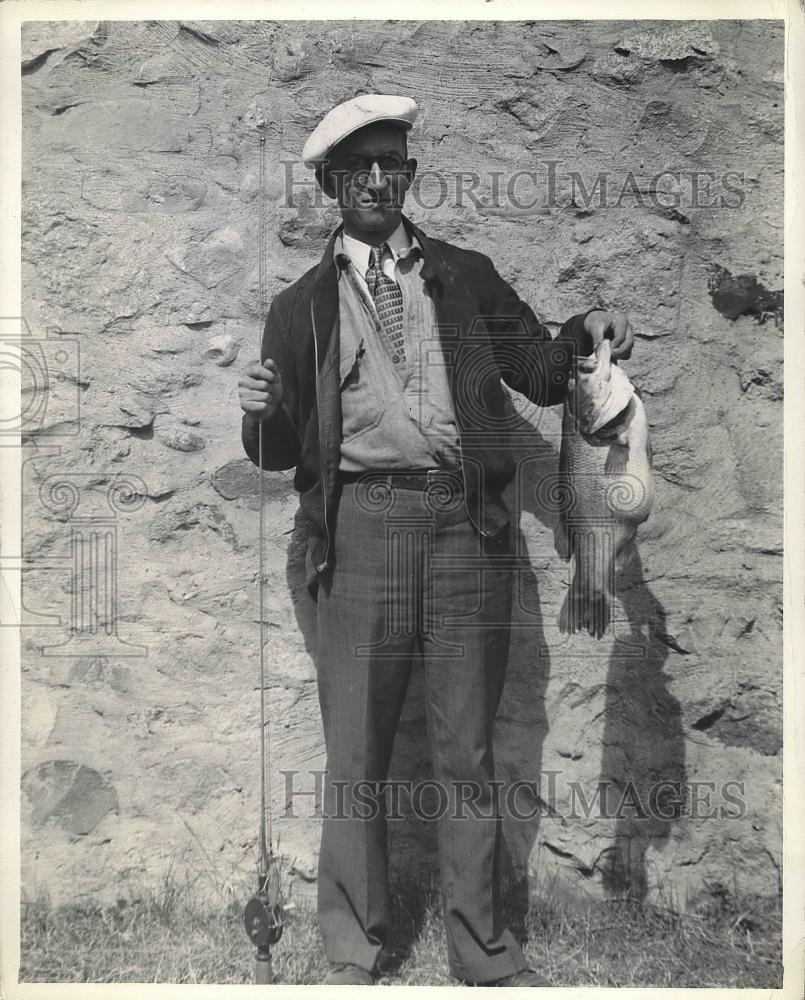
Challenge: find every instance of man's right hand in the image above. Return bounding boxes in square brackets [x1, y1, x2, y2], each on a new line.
[238, 359, 284, 422]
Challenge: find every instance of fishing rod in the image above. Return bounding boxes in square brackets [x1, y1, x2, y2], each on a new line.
[243, 120, 284, 985]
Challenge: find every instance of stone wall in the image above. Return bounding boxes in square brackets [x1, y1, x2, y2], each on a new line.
[18, 19, 783, 912]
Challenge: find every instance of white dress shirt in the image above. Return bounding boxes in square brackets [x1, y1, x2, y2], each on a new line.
[340, 222, 421, 294]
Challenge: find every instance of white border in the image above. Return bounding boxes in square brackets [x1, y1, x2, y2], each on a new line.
[0, 2, 801, 998]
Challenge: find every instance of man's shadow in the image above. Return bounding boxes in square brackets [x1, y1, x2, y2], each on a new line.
[285, 403, 685, 968]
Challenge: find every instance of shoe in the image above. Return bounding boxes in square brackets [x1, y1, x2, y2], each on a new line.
[322, 962, 375, 985]
[485, 968, 552, 987]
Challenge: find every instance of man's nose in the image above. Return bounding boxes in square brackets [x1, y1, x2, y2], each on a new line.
[365, 161, 386, 189]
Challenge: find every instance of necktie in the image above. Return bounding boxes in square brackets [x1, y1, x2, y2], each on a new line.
[365, 244, 406, 367]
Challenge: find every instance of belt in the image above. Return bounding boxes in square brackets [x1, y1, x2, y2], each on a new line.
[338, 468, 464, 492]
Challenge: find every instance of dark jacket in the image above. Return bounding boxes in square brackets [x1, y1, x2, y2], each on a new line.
[242, 215, 593, 591]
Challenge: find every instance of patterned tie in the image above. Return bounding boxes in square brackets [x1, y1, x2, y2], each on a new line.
[365, 244, 406, 368]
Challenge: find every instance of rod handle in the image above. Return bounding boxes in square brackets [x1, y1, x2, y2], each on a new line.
[255, 947, 272, 985]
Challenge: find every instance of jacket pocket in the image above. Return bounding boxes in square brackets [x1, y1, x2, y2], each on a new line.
[339, 346, 384, 440]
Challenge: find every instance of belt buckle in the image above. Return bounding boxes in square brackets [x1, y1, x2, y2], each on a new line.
[425, 469, 442, 484]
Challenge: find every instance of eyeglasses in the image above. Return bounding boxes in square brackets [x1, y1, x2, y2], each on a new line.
[340, 152, 408, 178]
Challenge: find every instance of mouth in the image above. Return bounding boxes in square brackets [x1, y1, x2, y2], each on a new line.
[353, 195, 394, 210]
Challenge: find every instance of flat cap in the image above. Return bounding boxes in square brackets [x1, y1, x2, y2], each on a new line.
[301, 94, 417, 167]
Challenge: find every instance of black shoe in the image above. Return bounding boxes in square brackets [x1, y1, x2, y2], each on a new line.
[322, 962, 375, 985]
[484, 968, 552, 987]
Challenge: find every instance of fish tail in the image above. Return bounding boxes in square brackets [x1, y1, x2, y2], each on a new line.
[558, 534, 614, 639]
[559, 576, 610, 639]
[586, 590, 610, 639]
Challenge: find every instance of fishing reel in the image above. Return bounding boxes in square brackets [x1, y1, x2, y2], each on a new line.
[244, 862, 284, 984]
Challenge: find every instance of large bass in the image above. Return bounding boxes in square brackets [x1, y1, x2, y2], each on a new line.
[554, 339, 654, 638]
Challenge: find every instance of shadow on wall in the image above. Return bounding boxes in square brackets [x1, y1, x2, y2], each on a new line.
[283, 404, 686, 962]
[510, 406, 686, 907]
[599, 545, 686, 900]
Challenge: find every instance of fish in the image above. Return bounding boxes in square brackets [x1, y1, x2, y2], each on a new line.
[555, 339, 654, 638]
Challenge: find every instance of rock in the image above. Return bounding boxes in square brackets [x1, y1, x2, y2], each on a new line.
[140, 326, 194, 355]
[204, 334, 240, 367]
[147, 501, 241, 550]
[21, 23, 96, 73]
[278, 207, 340, 249]
[531, 39, 587, 72]
[23, 761, 118, 835]
[140, 176, 208, 214]
[212, 459, 294, 503]
[132, 51, 188, 87]
[155, 426, 205, 452]
[272, 41, 313, 82]
[708, 265, 783, 323]
[67, 657, 131, 693]
[212, 459, 261, 500]
[592, 51, 643, 86]
[78, 169, 208, 215]
[45, 99, 190, 154]
[690, 688, 782, 756]
[114, 400, 155, 429]
[615, 24, 720, 63]
[166, 227, 246, 289]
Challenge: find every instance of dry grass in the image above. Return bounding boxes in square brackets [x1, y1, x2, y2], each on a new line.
[19, 865, 782, 987]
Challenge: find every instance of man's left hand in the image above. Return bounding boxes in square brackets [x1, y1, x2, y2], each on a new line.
[583, 310, 634, 361]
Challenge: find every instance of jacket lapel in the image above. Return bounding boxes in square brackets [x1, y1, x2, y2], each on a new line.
[402, 215, 443, 294]
[311, 225, 342, 371]
[401, 215, 469, 415]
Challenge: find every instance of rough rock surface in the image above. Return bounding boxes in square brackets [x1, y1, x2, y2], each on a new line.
[19, 20, 782, 917]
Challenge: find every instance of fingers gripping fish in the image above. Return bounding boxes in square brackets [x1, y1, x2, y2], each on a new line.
[555, 339, 654, 638]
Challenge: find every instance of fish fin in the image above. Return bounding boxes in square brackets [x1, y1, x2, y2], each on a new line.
[554, 512, 571, 561]
[558, 590, 572, 634]
[558, 565, 580, 633]
[604, 442, 630, 475]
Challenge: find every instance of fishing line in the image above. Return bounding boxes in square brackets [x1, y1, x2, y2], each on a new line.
[243, 120, 283, 986]
[257, 122, 272, 882]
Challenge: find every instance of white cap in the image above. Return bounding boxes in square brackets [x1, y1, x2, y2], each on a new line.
[301, 94, 417, 168]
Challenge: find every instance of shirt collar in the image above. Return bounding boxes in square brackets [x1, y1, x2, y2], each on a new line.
[334, 221, 422, 274]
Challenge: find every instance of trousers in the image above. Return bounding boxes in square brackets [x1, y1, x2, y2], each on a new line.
[314, 478, 528, 983]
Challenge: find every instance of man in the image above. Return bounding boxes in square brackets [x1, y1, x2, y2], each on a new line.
[239, 95, 634, 986]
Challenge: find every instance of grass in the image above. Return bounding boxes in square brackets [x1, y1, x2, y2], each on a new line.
[19, 865, 783, 987]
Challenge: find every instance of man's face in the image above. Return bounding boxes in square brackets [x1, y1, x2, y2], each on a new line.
[325, 122, 417, 236]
